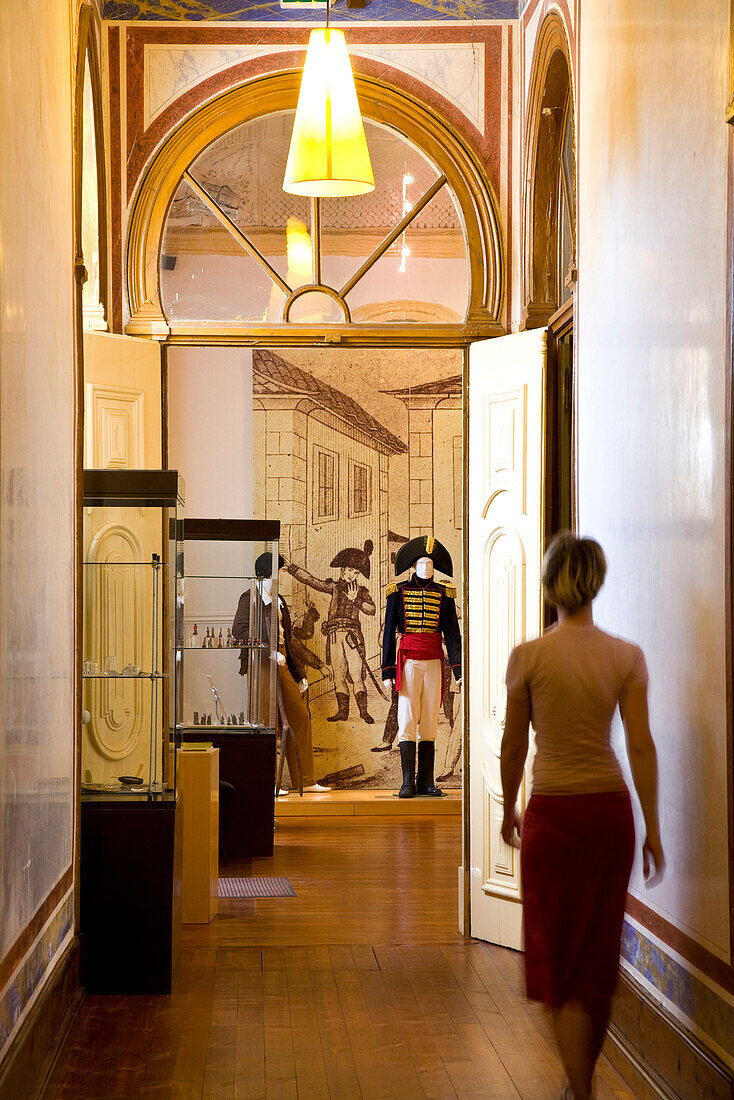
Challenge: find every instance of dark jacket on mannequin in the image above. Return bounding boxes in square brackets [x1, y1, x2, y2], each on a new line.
[232, 589, 306, 684]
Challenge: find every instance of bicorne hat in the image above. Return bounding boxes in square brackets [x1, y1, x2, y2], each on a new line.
[394, 535, 453, 578]
[255, 551, 285, 578]
[330, 540, 373, 579]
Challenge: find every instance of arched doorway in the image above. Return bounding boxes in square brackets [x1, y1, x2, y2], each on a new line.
[522, 12, 576, 331]
[522, 14, 576, 543]
[125, 73, 505, 827]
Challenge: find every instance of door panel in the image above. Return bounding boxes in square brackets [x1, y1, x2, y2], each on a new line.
[468, 329, 546, 949]
[82, 331, 163, 785]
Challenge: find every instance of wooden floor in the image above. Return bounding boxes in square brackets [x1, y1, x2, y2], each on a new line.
[45, 817, 637, 1099]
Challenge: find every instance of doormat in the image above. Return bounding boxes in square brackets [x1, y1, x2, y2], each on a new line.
[218, 876, 296, 899]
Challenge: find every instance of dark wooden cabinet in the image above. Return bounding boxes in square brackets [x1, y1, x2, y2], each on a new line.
[183, 731, 276, 859]
[80, 792, 182, 994]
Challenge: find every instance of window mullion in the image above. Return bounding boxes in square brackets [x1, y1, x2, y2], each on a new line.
[311, 197, 321, 285]
[339, 175, 448, 300]
[183, 169, 292, 297]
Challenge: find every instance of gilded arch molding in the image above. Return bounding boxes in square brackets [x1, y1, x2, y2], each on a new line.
[74, 2, 109, 329]
[522, 11, 575, 330]
[126, 71, 504, 346]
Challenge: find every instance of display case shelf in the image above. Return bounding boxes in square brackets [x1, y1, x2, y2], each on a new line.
[82, 672, 169, 679]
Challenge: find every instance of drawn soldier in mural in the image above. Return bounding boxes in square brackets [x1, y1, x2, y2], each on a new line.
[284, 541, 380, 724]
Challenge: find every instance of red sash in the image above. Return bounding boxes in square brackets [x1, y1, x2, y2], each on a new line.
[396, 633, 445, 701]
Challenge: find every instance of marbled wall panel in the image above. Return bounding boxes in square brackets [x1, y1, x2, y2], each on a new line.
[0, 0, 77, 1059]
[577, 0, 731, 977]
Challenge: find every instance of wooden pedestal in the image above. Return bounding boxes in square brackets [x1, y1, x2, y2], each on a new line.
[182, 731, 276, 859]
[179, 748, 219, 923]
[80, 791, 181, 994]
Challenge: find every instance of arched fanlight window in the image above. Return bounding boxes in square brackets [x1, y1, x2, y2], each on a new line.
[159, 111, 470, 327]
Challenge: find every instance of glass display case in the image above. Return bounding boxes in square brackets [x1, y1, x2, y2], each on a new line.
[81, 469, 184, 796]
[177, 519, 280, 737]
[179, 519, 280, 860]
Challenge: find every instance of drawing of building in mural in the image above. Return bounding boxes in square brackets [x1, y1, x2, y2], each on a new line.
[252, 349, 407, 703]
[252, 348, 463, 788]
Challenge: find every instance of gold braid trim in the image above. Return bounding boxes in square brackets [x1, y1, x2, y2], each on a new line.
[425, 535, 435, 555]
[385, 581, 398, 596]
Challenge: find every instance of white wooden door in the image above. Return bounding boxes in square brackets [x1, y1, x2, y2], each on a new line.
[82, 331, 163, 786]
[467, 329, 546, 949]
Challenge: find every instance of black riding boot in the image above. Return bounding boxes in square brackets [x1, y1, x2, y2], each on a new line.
[327, 692, 349, 722]
[398, 741, 416, 798]
[416, 741, 443, 796]
[355, 690, 374, 724]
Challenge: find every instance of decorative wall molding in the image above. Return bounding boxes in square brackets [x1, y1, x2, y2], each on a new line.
[84, 383, 145, 469]
[606, 971, 734, 1100]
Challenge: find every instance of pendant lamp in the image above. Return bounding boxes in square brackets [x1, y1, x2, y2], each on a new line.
[283, 14, 374, 197]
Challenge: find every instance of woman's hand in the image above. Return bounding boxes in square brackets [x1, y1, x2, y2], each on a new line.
[643, 833, 666, 886]
[501, 807, 522, 848]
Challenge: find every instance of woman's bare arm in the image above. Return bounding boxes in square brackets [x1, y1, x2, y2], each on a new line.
[620, 686, 665, 884]
[500, 694, 531, 846]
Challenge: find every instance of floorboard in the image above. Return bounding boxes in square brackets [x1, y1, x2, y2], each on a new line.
[45, 817, 637, 1098]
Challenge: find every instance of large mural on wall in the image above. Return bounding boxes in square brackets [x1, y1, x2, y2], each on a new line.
[253, 347, 463, 790]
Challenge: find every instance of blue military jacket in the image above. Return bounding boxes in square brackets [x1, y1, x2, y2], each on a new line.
[381, 574, 462, 683]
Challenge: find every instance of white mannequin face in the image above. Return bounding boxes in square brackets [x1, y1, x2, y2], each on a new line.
[415, 556, 434, 580]
[260, 577, 274, 604]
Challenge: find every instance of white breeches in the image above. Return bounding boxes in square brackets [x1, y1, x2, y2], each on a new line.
[397, 658, 442, 743]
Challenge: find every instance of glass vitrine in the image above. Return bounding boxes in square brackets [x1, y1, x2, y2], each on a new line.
[81, 469, 184, 796]
[177, 520, 280, 736]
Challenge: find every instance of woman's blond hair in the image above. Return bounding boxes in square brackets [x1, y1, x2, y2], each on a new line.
[541, 531, 607, 613]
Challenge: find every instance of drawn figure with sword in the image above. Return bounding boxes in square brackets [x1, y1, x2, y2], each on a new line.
[284, 541, 383, 724]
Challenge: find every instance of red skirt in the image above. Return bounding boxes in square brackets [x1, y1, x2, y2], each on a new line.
[520, 790, 634, 1010]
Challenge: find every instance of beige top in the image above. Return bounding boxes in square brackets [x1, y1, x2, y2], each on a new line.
[505, 622, 648, 794]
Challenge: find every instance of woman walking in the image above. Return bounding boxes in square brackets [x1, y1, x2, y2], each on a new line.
[500, 532, 665, 1100]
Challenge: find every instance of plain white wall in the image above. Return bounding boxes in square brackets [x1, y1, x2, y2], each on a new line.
[167, 346, 254, 518]
[167, 347, 255, 723]
[577, 0, 730, 960]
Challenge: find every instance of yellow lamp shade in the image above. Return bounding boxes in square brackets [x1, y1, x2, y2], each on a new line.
[284, 28, 375, 198]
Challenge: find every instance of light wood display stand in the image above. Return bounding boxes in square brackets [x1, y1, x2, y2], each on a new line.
[179, 747, 219, 924]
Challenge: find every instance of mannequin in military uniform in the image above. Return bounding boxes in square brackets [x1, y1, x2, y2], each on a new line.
[285, 541, 377, 723]
[381, 536, 462, 798]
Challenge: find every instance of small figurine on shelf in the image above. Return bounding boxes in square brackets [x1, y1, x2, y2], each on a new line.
[218, 628, 223, 649]
[239, 711, 245, 726]
[192, 623, 198, 646]
[193, 711, 199, 725]
[226, 627, 233, 648]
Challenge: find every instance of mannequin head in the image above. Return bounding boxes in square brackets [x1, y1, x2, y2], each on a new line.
[415, 556, 434, 580]
[260, 576, 274, 604]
